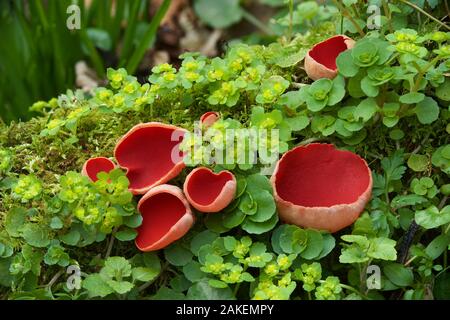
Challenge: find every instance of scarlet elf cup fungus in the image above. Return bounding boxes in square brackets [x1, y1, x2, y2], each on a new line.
[81, 157, 116, 182]
[136, 184, 194, 251]
[304, 35, 355, 81]
[183, 167, 236, 213]
[200, 111, 220, 128]
[114, 122, 187, 195]
[271, 144, 372, 233]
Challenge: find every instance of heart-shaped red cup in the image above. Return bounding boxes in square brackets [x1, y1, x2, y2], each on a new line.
[183, 167, 236, 213]
[82, 157, 116, 182]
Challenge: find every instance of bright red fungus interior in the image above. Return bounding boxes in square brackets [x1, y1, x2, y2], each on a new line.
[136, 193, 186, 249]
[187, 170, 233, 206]
[275, 144, 370, 207]
[115, 126, 184, 190]
[86, 158, 115, 181]
[309, 36, 348, 70]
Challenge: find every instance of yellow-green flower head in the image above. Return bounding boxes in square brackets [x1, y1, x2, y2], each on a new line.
[207, 262, 227, 274]
[184, 61, 199, 71]
[185, 71, 200, 82]
[396, 32, 417, 42]
[435, 45, 450, 58]
[430, 31, 450, 42]
[112, 94, 125, 108]
[67, 107, 88, 120]
[395, 42, 421, 55]
[163, 72, 177, 82]
[208, 69, 224, 81]
[47, 119, 64, 130]
[264, 263, 279, 277]
[230, 58, 244, 72]
[158, 63, 174, 73]
[0, 149, 12, 172]
[262, 89, 275, 102]
[98, 89, 113, 102]
[123, 82, 139, 94]
[237, 50, 252, 64]
[150, 84, 160, 93]
[14, 174, 43, 201]
[277, 254, 291, 269]
[278, 273, 292, 288]
[234, 242, 250, 258]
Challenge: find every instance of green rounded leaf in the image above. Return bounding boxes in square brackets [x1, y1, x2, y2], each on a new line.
[241, 214, 278, 235]
[399, 92, 425, 104]
[425, 234, 450, 260]
[190, 230, 219, 256]
[5, 207, 27, 237]
[115, 228, 138, 242]
[186, 280, 235, 300]
[194, 0, 243, 29]
[414, 97, 439, 124]
[300, 229, 324, 260]
[22, 224, 50, 248]
[164, 244, 193, 267]
[183, 261, 207, 282]
[407, 154, 429, 172]
[248, 190, 276, 223]
[383, 263, 414, 287]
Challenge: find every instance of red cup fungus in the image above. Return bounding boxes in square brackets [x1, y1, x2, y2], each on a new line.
[82, 157, 116, 182]
[136, 184, 194, 251]
[183, 167, 236, 213]
[271, 143, 372, 233]
[114, 122, 187, 195]
[200, 111, 220, 128]
[304, 35, 355, 81]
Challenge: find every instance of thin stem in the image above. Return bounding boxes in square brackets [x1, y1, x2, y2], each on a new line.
[332, 0, 365, 36]
[399, 0, 450, 31]
[105, 226, 119, 258]
[339, 283, 364, 297]
[126, 0, 172, 74]
[382, 0, 393, 33]
[410, 132, 431, 156]
[288, 0, 294, 42]
[445, 223, 450, 234]
[241, 9, 273, 36]
[351, 4, 361, 19]
[412, 57, 441, 92]
[445, 0, 450, 20]
[138, 278, 157, 292]
[45, 270, 64, 289]
[438, 196, 448, 210]
[404, 255, 417, 267]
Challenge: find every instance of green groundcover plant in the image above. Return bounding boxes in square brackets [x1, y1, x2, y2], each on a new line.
[0, 1, 449, 300]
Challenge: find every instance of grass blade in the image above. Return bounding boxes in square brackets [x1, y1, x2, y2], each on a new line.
[118, 0, 143, 67]
[126, 0, 171, 74]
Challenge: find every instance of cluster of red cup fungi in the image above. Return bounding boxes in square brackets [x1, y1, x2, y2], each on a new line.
[82, 113, 237, 251]
[81, 34, 372, 251]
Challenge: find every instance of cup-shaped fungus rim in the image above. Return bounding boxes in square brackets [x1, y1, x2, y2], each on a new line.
[114, 122, 187, 195]
[183, 167, 236, 213]
[81, 157, 116, 182]
[135, 184, 194, 251]
[304, 35, 355, 81]
[270, 143, 372, 233]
